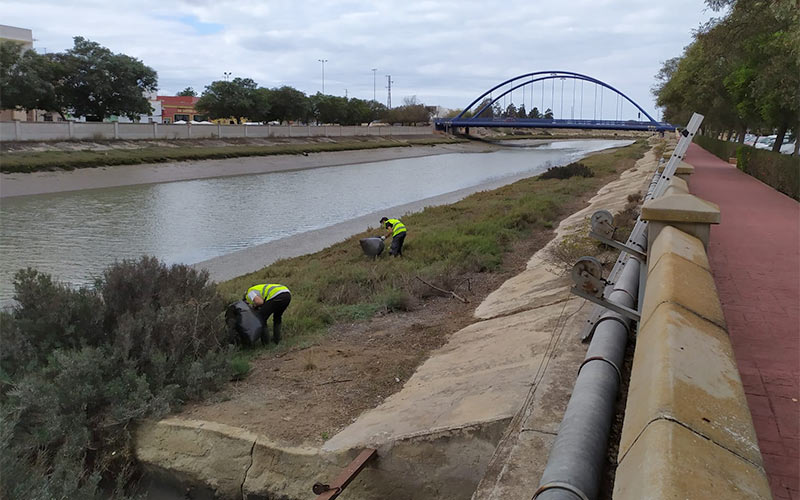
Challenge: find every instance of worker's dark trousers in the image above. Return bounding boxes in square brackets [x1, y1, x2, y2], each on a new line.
[390, 232, 406, 257]
[256, 292, 291, 345]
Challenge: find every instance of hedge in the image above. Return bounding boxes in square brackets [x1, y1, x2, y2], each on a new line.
[694, 135, 799, 201]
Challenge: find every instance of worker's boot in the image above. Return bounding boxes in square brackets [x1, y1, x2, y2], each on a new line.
[260, 326, 270, 346]
[273, 322, 281, 344]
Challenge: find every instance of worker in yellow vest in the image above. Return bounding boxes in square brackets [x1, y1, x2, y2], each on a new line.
[244, 283, 291, 345]
[379, 217, 407, 257]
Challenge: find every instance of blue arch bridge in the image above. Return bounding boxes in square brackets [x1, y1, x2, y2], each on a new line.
[434, 71, 675, 133]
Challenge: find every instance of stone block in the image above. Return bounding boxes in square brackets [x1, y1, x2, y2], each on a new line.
[656, 160, 694, 176]
[614, 420, 771, 500]
[620, 302, 762, 464]
[640, 253, 725, 328]
[648, 225, 710, 274]
[667, 175, 690, 193]
[641, 193, 720, 224]
[647, 220, 712, 250]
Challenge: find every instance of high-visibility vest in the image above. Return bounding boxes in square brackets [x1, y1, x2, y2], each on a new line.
[386, 218, 407, 237]
[245, 284, 289, 305]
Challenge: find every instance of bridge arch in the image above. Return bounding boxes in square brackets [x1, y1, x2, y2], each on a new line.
[438, 71, 672, 132]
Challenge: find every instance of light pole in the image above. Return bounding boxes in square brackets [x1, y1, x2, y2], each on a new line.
[318, 59, 328, 94]
[223, 71, 231, 82]
[371, 68, 377, 102]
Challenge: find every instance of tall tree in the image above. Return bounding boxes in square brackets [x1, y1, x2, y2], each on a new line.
[0, 41, 62, 115]
[195, 77, 258, 123]
[177, 87, 196, 97]
[266, 86, 309, 124]
[56, 37, 157, 121]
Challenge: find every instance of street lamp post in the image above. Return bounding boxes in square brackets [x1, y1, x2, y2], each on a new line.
[223, 71, 231, 82]
[371, 68, 377, 102]
[318, 59, 328, 94]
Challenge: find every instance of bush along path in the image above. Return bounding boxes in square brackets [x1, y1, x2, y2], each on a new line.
[0, 139, 652, 498]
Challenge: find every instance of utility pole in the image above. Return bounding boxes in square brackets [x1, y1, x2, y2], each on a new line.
[386, 75, 393, 109]
[371, 68, 377, 102]
[345, 88, 348, 98]
[318, 59, 328, 94]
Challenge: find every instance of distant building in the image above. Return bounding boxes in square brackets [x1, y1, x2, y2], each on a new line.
[0, 25, 39, 122]
[157, 96, 207, 123]
[114, 92, 163, 123]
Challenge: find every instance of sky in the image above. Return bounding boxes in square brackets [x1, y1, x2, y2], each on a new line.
[4, 0, 718, 121]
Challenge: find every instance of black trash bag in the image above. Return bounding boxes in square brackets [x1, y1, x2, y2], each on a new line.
[225, 300, 263, 346]
[359, 237, 384, 257]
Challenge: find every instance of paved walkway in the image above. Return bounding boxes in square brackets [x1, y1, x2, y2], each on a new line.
[686, 144, 799, 500]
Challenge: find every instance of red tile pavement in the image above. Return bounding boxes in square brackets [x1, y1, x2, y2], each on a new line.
[685, 143, 799, 500]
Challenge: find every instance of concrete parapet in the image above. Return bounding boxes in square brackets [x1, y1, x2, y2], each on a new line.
[647, 225, 710, 274]
[657, 160, 695, 176]
[641, 191, 720, 248]
[614, 223, 770, 499]
[620, 302, 761, 464]
[614, 420, 771, 499]
[640, 252, 725, 328]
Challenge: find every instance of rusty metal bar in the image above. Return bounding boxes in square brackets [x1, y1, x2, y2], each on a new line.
[313, 448, 377, 500]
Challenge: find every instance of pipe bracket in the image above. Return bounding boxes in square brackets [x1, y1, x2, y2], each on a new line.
[533, 481, 590, 500]
[579, 355, 622, 386]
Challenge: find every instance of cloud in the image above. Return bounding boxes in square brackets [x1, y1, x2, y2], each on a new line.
[3, 0, 713, 119]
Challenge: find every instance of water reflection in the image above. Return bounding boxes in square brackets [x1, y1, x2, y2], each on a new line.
[0, 140, 632, 302]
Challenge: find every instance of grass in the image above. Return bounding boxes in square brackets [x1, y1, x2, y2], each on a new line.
[217, 139, 651, 345]
[0, 136, 467, 173]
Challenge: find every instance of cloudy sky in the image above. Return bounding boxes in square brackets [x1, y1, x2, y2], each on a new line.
[4, 0, 717, 120]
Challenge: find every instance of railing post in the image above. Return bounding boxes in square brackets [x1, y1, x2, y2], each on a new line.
[113, 121, 119, 139]
[152, 122, 158, 139]
[68, 120, 74, 139]
[14, 120, 20, 141]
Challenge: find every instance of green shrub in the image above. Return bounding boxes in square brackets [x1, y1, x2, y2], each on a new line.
[539, 162, 594, 180]
[0, 257, 234, 499]
[694, 135, 799, 201]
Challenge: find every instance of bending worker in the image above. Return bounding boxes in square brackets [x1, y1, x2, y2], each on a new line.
[244, 283, 291, 345]
[379, 216, 407, 257]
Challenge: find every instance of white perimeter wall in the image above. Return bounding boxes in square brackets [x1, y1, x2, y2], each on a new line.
[0, 121, 434, 142]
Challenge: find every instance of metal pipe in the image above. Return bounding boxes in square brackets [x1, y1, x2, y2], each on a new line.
[533, 257, 641, 500]
[532, 113, 703, 500]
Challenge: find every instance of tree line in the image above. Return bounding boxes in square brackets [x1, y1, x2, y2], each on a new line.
[653, 0, 798, 153]
[0, 36, 436, 125]
[191, 79, 435, 125]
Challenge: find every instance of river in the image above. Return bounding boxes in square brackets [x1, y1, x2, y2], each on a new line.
[0, 139, 632, 303]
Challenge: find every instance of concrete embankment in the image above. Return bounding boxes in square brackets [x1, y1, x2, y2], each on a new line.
[134, 140, 662, 499]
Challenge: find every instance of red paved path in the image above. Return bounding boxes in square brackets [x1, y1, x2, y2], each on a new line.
[686, 144, 799, 500]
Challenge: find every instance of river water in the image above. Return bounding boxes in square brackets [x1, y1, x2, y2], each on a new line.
[0, 139, 631, 303]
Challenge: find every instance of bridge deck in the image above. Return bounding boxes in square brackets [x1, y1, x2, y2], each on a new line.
[435, 117, 675, 132]
[686, 143, 799, 500]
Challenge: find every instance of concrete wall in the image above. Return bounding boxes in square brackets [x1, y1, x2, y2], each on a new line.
[0, 121, 434, 142]
[613, 178, 772, 499]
